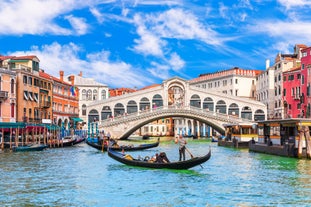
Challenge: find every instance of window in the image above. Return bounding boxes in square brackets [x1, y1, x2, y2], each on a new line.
[82, 104, 87, 116]
[82, 89, 87, 100]
[23, 75, 27, 84]
[93, 89, 98, 100]
[283, 76, 287, 81]
[11, 103, 14, 118]
[101, 90, 106, 99]
[235, 79, 238, 84]
[11, 79, 14, 93]
[302, 75, 305, 84]
[283, 89, 286, 96]
[87, 89, 92, 100]
[297, 74, 301, 79]
[28, 77, 32, 85]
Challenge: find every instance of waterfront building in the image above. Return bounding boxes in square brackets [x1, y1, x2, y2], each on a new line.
[282, 67, 302, 118]
[270, 44, 306, 119]
[300, 46, 311, 117]
[0, 64, 17, 122]
[65, 72, 109, 128]
[109, 87, 137, 97]
[40, 70, 79, 129]
[1, 55, 53, 123]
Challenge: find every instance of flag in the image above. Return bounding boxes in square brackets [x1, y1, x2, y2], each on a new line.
[70, 86, 78, 96]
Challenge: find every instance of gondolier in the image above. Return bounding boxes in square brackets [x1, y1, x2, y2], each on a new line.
[175, 134, 187, 161]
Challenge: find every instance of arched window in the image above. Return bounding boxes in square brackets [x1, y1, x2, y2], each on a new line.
[101, 90, 107, 100]
[11, 79, 15, 94]
[93, 89, 98, 100]
[87, 89, 92, 100]
[82, 89, 87, 100]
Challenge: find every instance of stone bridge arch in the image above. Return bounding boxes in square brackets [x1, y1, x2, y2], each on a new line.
[100, 107, 254, 140]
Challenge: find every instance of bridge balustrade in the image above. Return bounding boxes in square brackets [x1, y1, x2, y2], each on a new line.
[98, 105, 254, 127]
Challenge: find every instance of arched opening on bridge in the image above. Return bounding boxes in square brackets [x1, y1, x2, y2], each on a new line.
[241, 106, 252, 120]
[216, 100, 226, 114]
[168, 85, 184, 107]
[152, 94, 163, 108]
[187, 120, 192, 136]
[127, 100, 138, 114]
[254, 109, 265, 121]
[203, 97, 214, 111]
[88, 109, 99, 122]
[101, 106, 112, 120]
[114, 103, 125, 117]
[140, 97, 150, 111]
[190, 94, 201, 108]
[228, 103, 239, 116]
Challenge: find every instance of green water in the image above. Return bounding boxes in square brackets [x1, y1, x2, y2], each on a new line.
[1, 139, 311, 206]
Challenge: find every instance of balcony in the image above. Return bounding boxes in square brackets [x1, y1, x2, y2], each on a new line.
[40, 101, 51, 108]
[0, 91, 8, 100]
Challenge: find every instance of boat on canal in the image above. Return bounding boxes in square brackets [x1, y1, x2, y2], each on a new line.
[107, 147, 211, 170]
[12, 144, 48, 152]
[218, 123, 258, 148]
[86, 137, 160, 151]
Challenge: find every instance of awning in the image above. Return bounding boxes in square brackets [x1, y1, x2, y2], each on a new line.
[71, 117, 84, 122]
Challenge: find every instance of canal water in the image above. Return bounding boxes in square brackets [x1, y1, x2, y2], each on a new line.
[1, 138, 311, 207]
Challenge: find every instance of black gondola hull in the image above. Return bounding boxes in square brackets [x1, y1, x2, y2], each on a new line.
[86, 138, 160, 151]
[107, 148, 211, 170]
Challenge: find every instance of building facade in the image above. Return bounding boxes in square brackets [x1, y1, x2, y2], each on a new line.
[301, 46, 311, 117]
[283, 67, 302, 118]
[65, 72, 109, 127]
[0, 66, 16, 122]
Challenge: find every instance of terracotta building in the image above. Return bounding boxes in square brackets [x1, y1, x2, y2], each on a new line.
[0, 65, 17, 122]
[47, 70, 79, 129]
[1, 55, 53, 123]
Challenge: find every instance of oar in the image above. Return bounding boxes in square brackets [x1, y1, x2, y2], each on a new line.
[185, 146, 203, 169]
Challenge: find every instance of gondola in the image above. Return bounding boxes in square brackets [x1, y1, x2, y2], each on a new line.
[86, 137, 160, 151]
[107, 147, 211, 170]
[12, 144, 48, 152]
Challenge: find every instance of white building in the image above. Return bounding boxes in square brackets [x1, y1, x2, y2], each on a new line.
[65, 72, 109, 128]
[256, 60, 275, 120]
[175, 67, 261, 137]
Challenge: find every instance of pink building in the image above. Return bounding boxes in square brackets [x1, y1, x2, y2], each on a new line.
[300, 47, 311, 118]
[283, 67, 302, 118]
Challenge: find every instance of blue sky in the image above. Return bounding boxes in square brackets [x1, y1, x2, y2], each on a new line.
[1, 0, 311, 88]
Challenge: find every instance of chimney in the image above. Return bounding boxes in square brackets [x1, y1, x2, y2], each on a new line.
[265, 59, 270, 70]
[59, 70, 64, 81]
[79, 71, 83, 77]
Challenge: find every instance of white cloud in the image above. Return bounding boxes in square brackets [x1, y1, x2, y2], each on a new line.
[64, 15, 89, 35]
[0, 0, 107, 35]
[132, 14, 166, 57]
[278, 0, 311, 10]
[168, 53, 185, 71]
[9, 42, 152, 88]
[90, 7, 105, 23]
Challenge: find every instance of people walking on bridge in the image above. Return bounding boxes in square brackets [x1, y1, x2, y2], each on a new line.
[175, 134, 187, 161]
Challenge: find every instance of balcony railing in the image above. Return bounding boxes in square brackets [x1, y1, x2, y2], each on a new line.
[40, 101, 51, 108]
[0, 91, 8, 100]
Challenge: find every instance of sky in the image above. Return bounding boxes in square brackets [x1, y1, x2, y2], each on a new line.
[1, 0, 311, 89]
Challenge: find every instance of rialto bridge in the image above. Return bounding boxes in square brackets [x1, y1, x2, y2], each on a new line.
[86, 77, 266, 139]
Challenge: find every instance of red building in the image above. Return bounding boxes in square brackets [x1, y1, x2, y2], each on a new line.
[283, 67, 302, 118]
[301, 46, 311, 117]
